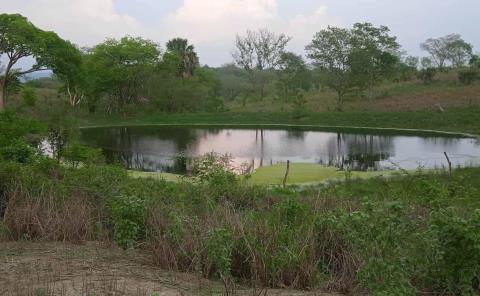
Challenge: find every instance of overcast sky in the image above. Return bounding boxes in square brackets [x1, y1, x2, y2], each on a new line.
[3, 0, 480, 66]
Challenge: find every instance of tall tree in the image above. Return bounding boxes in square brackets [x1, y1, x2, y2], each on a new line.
[233, 29, 291, 100]
[306, 26, 353, 111]
[166, 38, 199, 78]
[0, 13, 81, 111]
[421, 34, 473, 69]
[349, 23, 400, 98]
[276, 52, 311, 100]
[87, 36, 160, 113]
[307, 23, 399, 109]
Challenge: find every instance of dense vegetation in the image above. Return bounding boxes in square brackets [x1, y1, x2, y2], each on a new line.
[1, 13, 480, 296]
[1, 114, 480, 295]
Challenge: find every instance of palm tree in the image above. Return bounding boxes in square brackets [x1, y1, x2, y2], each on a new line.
[166, 38, 199, 78]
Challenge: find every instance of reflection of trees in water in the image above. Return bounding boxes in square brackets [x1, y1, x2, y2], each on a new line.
[82, 127, 399, 172]
[420, 137, 460, 150]
[81, 127, 199, 171]
[286, 130, 305, 140]
[104, 151, 189, 173]
[323, 133, 394, 171]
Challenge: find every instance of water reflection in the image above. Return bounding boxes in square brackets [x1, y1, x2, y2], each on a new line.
[80, 127, 480, 173]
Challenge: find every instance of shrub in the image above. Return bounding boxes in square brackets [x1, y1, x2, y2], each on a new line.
[427, 209, 480, 294]
[458, 68, 479, 85]
[0, 140, 35, 163]
[61, 143, 104, 168]
[22, 87, 37, 107]
[110, 195, 146, 249]
[417, 68, 436, 84]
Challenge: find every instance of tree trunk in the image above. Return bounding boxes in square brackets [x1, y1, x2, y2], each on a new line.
[0, 79, 5, 112]
[336, 91, 344, 111]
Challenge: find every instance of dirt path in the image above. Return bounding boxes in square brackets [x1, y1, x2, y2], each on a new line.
[0, 242, 340, 296]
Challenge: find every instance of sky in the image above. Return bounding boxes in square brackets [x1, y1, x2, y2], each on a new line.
[2, 0, 480, 67]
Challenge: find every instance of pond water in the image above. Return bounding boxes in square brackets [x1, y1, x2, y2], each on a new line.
[80, 126, 480, 173]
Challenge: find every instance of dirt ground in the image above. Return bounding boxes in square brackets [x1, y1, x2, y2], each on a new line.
[0, 242, 341, 296]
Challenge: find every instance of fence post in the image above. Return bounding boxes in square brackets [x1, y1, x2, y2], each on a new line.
[283, 160, 290, 188]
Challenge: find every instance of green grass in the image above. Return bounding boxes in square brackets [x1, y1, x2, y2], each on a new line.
[79, 107, 480, 137]
[127, 163, 407, 185]
[128, 170, 184, 182]
[248, 163, 403, 185]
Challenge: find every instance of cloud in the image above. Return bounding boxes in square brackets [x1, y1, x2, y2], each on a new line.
[2, 0, 141, 46]
[161, 0, 339, 65]
[162, 0, 278, 44]
[2, 0, 340, 65]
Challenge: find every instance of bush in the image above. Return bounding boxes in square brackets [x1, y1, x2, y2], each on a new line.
[22, 87, 37, 107]
[458, 68, 479, 85]
[428, 209, 480, 294]
[110, 195, 146, 249]
[0, 140, 35, 163]
[61, 143, 104, 168]
[417, 68, 436, 84]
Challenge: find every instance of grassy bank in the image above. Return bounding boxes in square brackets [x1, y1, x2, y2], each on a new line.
[1, 154, 480, 295]
[78, 107, 480, 137]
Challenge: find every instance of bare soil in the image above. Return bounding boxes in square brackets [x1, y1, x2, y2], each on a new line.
[0, 242, 341, 296]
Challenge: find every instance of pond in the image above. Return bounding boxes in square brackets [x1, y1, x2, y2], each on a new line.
[80, 126, 480, 173]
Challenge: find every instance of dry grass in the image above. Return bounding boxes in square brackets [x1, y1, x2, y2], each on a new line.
[145, 196, 361, 293]
[3, 184, 97, 242]
[226, 75, 480, 113]
[0, 242, 340, 296]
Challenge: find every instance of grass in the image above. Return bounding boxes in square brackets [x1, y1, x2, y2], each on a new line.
[127, 164, 406, 186]
[78, 107, 480, 137]
[248, 163, 400, 185]
[128, 170, 185, 182]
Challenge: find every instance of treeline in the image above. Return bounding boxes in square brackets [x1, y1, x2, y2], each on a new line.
[1, 13, 479, 113]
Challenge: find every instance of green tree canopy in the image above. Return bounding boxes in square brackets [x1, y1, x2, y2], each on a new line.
[85, 36, 160, 113]
[0, 13, 81, 111]
[307, 23, 400, 110]
[166, 38, 199, 78]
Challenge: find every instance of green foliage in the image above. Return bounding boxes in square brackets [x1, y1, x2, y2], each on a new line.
[417, 68, 437, 84]
[206, 227, 235, 278]
[458, 68, 479, 85]
[192, 152, 236, 184]
[428, 209, 480, 294]
[21, 87, 37, 107]
[0, 13, 81, 109]
[276, 52, 312, 100]
[110, 195, 146, 249]
[61, 143, 104, 168]
[166, 38, 199, 77]
[0, 139, 35, 163]
[24, 77, 60, 89]
[307, 23, 399, 110]
[85, 36, 160, 113]
[0, 112, 45, 147]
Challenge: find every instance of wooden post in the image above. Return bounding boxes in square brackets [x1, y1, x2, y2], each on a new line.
[444, 152, 452, 179]
[282, 160, 290, 188]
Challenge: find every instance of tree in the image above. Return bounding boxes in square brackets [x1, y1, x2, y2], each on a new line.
[0, 13, 82, 111]
[421, 57, 433, 69]
[421, 34, 473, 69]
[404, 56, 419, 69]
[470, 55, 480, 68]
[306, 26, 353, 111]
[233, 29, 291, 100]
[276, 52, 311, 100]
[448, 38, 473, 68]
[86, 36, 160, 113]
[349, 23, 400, 98]
[166, 38, 199, 78]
